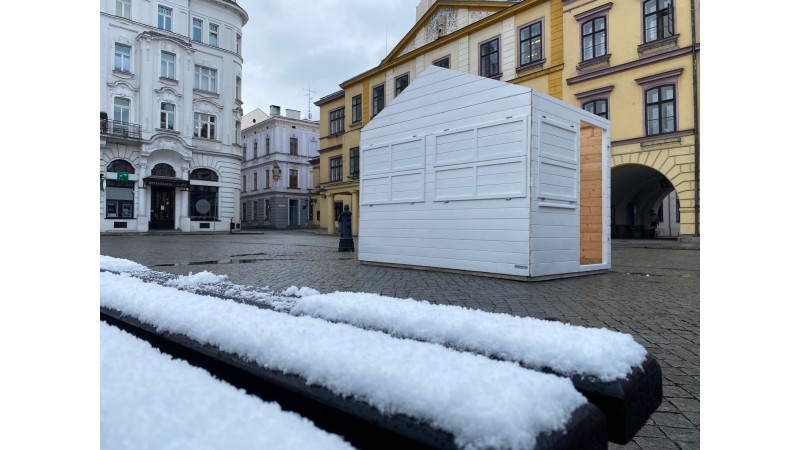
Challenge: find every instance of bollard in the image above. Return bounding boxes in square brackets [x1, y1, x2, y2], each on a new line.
[338, 205, 355, 252]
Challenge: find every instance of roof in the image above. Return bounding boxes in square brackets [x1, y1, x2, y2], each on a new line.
[314, 90, 345, 106]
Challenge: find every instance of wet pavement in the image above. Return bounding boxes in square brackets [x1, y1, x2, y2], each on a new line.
[100, 230, 699, 450]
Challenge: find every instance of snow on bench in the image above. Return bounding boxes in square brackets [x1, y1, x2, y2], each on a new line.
[100, 271, 606, 450]
[100, 321, 355, 450]
[288, 291, 662, 444]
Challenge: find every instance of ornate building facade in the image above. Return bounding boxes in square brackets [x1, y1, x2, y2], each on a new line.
[240, 106, 319, 229]
[100, 0, 248, 233]
[313, 0, 699, 240]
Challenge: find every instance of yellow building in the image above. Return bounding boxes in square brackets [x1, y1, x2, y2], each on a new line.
[313, 0, 699, 240]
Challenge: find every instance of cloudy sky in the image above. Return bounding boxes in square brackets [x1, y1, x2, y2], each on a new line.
[236, 0, 419, 121]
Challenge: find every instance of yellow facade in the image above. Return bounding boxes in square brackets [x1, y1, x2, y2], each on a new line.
[313, 0, 699, 238]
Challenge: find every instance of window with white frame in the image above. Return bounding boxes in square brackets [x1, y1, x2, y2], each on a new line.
[114, 43, 131, 73]
[157, 5, 172, 31]
[253, 139, 258, 157]
[160, 51, 176, 79]
[194, 66, 217, 93]
[582, 17, 607, 61]
[480, 37, 500, 77]
[265, 136, 270, 154]
[289, 169, 298, 188]
[193, 113, 216, 139]
[115, 0, 131, 19]
[209, 23, 219, 47]
[236, 34, 241, 55]
[160, 102, 175, 130]
[643, 0, 674, 43]
[519, 22, 542, 66]
[113, 97, 130, 123]
[236, 76, 241, 100]
[290, 137, 298, 155]
[242, 143, 247, 159]
[192, 18, 203, 42]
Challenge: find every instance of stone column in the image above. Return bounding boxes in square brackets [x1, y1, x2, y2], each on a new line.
[325, 194, 335, 235]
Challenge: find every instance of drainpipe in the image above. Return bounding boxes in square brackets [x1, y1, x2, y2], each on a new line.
[690, 0, 700, 237]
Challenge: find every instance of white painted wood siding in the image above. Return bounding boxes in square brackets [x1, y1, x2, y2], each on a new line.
[360, 67, 532, 276]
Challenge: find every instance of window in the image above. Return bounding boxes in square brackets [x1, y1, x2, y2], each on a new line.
[395, 73, 409, 96]
[192, 18, 203, 42]
[583, 99, 608, 119]
[113, 97, 130, 124]
[372, 84, 385, 117]
[265, 137, 270, 154]
[157, 5, 172, 31]
[209, 23, 219, 47]
[480, 37, 500, 77]
[289, 169, 298, 188]
[152, 163, 176, 177]
[105, 160, 135, 219]
[330, 107, 345, 135]
[114, 43, 131, 73]
[194, 65, 217, 93]
[349, 147, 360, 179]
[582, 17, 606, 61]
[241, 202, 246, 221]
[645, 85, 675, 135]
[160, 102, 175, 130]
[236, 33, 241, 55]
[189, 169, 219, 221]
[265, 169, 270, 188]
[242, 143, 247, 159]
[253, 201, 258, 221]
[519, 22, 542, 66]
[236, 76, 242, 100]
[433, 55, 450, 69]
[242, 175, 247, 192]
[194, 113, 216, 139]
[352, 95, 362, 123]
[115, 0, 131, 19]
[160, 52, 176, 79]
[643, 0, 674, 43]
[675, 197, 680, 223]
[290, 137, 298, 155]
[235, 121, 241, 144]
[265, 200, 270, 220]
[253, 172, 258, 191]
[329, 156, 342, 182]
[252, 139, 258, 157]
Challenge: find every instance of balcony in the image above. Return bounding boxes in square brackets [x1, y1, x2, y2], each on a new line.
[101, 115, 142, 140]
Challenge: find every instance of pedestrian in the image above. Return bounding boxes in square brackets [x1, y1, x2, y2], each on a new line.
[648, 209, 659, 239]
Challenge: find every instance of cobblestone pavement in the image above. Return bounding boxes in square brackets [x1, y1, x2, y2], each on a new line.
[100, 231, 699, 450]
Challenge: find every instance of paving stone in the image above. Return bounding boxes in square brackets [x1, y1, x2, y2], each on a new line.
[651, 412, 695, 429]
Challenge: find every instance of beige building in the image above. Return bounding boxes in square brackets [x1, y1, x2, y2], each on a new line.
[313, 0, 699, 240]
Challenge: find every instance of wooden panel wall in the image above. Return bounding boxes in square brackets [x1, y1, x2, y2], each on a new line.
[580, 123, 603, 265]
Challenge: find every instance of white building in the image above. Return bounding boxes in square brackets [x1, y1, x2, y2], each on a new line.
[240, 106, 320, 229]
[100, 0, 248, 232]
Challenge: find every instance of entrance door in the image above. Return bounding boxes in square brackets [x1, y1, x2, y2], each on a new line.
[289, 199, 298, 226]
[150, 187, 175, 230]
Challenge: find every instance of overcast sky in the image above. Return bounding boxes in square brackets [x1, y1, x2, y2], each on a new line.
[236, 0, 418, 121]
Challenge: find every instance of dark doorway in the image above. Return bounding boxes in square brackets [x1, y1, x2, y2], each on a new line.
[150, 187, 175, 230]
[289, 199, 299, 227]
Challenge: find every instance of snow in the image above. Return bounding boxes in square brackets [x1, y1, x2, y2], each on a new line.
[291, 292, 648, 381]
[100, 321, 356, 450]
[166, 270, 229, 288]
[100, 267, 588, 450]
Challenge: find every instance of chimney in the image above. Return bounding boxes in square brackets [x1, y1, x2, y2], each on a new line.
[416, 0, 433, 20]
[269, 105, 281, 116]
[286, 109, 301, 120]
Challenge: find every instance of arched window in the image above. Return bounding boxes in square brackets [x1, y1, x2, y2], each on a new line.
[189, 168, 219, 221]
[107, 160, 135, 173]
[152, 163, 176, 177]
[190, 168, 219, 181]
[105, 159, 136, 219]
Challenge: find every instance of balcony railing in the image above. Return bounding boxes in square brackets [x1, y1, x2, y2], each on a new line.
[101, 118, 142, 140]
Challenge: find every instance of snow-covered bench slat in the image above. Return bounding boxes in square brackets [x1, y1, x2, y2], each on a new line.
[290, 291, 662, 444]
[100, 272, 608, 450]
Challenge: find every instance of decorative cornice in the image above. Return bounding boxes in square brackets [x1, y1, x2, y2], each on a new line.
[315, 90, 345, 106]
[566, 45, 695, 85]
[635, 68, 684, 85]
[142, 134, 193, 160]
[574, 85, 614, 100]
[318, 144, 343, 154]
[611, 129, 695, 147]
[574, 2, 613, 21]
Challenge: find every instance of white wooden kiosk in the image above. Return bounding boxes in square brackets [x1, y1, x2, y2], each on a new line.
[358, 67, 611, 280]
